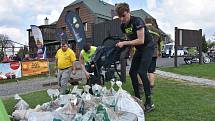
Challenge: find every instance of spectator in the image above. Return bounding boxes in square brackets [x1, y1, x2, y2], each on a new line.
[55, 41, 77, 94]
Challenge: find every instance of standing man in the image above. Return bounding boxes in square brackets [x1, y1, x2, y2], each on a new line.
[55, 41, 77, 94]
[148, 30, 161, 92]
[115, 3, 155, 112]
[79, 43, 97, 80]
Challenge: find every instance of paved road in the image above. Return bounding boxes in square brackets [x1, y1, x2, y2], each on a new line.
[156, 57, 185, 67]
[0, 76, 58, 98]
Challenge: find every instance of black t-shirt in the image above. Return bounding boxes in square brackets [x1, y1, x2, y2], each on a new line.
[121, 16, 154, 52]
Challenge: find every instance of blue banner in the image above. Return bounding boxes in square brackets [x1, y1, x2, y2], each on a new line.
[65, 11, 86, 49]
[56, 28, 68, 42]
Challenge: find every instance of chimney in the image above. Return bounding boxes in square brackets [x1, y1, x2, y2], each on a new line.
[44, 17, 49, 25]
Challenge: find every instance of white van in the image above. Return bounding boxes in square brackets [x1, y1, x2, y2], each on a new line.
[161, 42, 185, 57]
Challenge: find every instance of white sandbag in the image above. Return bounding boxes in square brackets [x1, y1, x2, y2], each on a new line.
[58, 94, 77, 105]
[92, 84, 102, 96]
[28, 112, 54, 121]
[14, 94, 22, 100]
[12, 110, 28, 120]
[71, 85, 83, 96]
[82, 92, 92, 101]
[14, 99, 29, 110]
[56, 103, 78, 115]
[110, 80, 116, 96]
[115, 89, 145, 121]
[47, 89, 59, 99]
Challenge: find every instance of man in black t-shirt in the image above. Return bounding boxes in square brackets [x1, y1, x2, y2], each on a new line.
[115, 3, 155, 112]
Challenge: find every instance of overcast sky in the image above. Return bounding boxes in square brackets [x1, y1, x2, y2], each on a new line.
[0, 0, 215, 45]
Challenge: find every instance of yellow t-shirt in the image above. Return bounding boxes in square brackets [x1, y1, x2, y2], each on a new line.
[55, 48, 77, 69]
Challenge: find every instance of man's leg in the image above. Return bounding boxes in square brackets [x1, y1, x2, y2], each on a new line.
[138, 65, 151, 103]
[120, 47, 130, 83]
[138, 48, 154, 112]
[148, 57, 157, 89]
[57, 69, 62, 87]
[129, 57, 141, 99]
[60, 69, 71, 95]
[148, 73, 155, 88]
[138, 57, 154, 112]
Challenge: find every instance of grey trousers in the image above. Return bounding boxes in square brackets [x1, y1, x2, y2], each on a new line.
[57, 68, 71, 94]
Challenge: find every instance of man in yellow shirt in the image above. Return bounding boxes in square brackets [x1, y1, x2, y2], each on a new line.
[79, 43, 97, 80]
[55, 41, 77, 94]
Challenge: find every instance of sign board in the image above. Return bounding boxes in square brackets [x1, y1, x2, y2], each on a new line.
[22, 60, 49, 76]
[175, 28, 201, 47]
[0, 62, 22, 80]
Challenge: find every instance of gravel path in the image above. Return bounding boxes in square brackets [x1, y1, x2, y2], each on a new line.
[156, 70, 215, 87]
[0, 76, 58, 98]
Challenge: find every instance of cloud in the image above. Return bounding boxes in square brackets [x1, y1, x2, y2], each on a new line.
[36, 10, 62, 25]
[146, 0, 157, 10]
[145, 0, 215, 39]
[0, 26, 27, 45]
[0, 0, 75, 45]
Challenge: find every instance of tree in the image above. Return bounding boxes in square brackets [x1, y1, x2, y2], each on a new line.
[208, 41, 215, 49]
[202, 35, 208, 53]
[0, 34, 10, 61]
[17, 45, 29, 59]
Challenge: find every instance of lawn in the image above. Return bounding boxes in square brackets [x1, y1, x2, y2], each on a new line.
[160, 63, 215, 80]
[3, 77, 215, 121]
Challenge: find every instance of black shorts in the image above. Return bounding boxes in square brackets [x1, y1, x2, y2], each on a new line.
[148, 57, 157, 73]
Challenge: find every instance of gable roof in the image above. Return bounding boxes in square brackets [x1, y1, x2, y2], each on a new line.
[131, 9, 154, 20]
[68, 0, 154, 21]
[68, 0, 115, 20]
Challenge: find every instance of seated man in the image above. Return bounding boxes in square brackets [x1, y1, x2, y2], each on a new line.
[79, 43, 97, 80]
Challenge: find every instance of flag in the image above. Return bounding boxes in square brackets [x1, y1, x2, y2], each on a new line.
[65, 11, 86, 50]
[31, 25, 44, 59]
[42, 46, 47, 59]
[56, 28, 68, 42]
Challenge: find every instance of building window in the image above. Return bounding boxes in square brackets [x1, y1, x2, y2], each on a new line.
[62, 27, 66, 32]
[83, 22, 87, 31]
[75, 7, 80, 15]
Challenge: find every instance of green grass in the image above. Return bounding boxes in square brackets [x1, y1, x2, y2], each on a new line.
[3, 90, 51, 115]
[3, 77, 215, 121]
[160, 63, 215, 80]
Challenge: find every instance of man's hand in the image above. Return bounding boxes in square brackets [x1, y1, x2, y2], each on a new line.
[85, 71, 90, 80]
[72, 70, 76, 75]
[116, 41, 129, 48]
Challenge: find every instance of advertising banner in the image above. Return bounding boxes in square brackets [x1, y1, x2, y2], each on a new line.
[31, 25, 45, 59]
[22, 60, 49, 77]
[65, 11, 86, 49]
[0, 62, 22, 80]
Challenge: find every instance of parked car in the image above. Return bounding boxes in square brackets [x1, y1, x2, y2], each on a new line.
[184, 52, 210, 64]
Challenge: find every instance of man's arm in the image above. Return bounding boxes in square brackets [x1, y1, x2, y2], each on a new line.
[55, 58, 58, 68]
[116, 28, 145, 48]
[79, 53, 90, 79]
[55, 52, 58, 69]
[72, 61, 77, 75]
